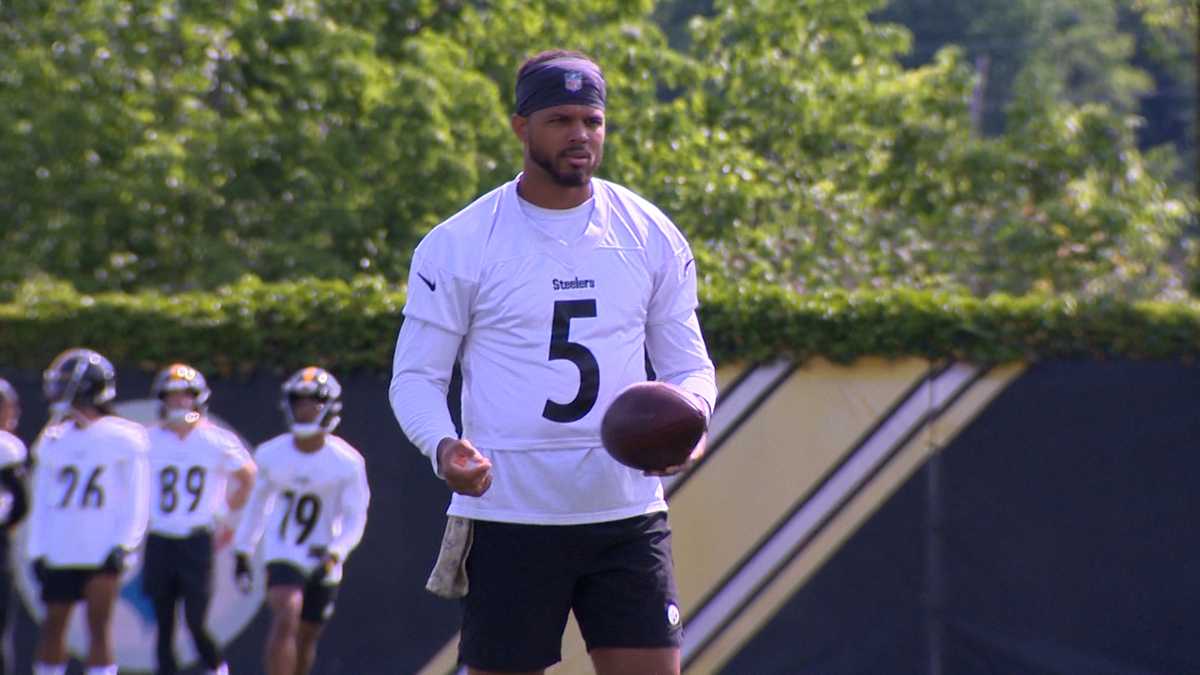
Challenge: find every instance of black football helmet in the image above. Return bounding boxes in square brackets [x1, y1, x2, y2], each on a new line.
[280, 366, 342, 435]
[151, 363, 211, 415]
[43, 348, 117, 411]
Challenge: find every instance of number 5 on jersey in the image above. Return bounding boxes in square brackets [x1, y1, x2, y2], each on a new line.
[543, 299, 599, 423]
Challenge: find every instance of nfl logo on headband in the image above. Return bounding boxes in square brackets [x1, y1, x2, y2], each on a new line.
[564, 71, 583, 92]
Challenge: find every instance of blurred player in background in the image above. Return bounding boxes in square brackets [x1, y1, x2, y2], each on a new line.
[389, 50, 716, 674]
[28, 349, 151, 675]
[0, 378, 29, 675]
[144, 363, 256, 675]
[233, 367, 370, 675]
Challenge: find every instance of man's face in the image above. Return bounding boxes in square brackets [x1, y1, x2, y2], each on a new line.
[0, 399, 18, 433]
[291, 396, 323, 424]
[517, 104, 606, 187]
[163, 391, 196, 412]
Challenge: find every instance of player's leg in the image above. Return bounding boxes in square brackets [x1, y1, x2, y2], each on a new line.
[589, 648, 680, 675]
[151, 589, 180, 675]
[573, 513, 682, 675]
[180, 532, 223, 671]
[144, 533, 181, 675]
[459, 520, 577, 674]
[264, 564, 305, 675]
[34, 602, 73, 669]
[0, 540, 11, 675]
[293, 621, 322, 675]
[35, 567, 84, 672]
[292, 578, 336, 675]
[81, 570, 120, 669]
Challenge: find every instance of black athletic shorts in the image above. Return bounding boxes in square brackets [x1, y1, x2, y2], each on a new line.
[266, 562, 339, 625]
[40, 565, 115, 604]
[142, 530, 214, 599]
[459, 511, 682, 672]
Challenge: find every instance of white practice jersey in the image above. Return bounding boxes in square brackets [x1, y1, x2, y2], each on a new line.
[233, 433, 369, 584]
[27, 417, 151, 567]
[0, 430, 26, 469]
[403, 176, 715, 452]
[0, 430, 28, 522]
[147, 421, 253, 537]
[392, 175, 717, 525]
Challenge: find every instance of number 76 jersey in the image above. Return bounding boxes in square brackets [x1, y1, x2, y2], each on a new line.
[233, 434, 370, 584]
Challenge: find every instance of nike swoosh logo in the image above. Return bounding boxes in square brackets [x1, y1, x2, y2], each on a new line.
[417, 272, 436, 292]
[684, 258, 695, 273]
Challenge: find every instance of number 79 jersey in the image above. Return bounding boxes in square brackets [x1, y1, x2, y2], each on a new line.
[232, 434, 370, 584]
[404, 177, 705, 452]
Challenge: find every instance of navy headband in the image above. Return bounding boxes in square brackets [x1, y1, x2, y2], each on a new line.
[515, 57, 606, 117]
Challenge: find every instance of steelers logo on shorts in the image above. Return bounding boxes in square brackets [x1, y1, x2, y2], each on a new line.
[666, 602, 681, 627]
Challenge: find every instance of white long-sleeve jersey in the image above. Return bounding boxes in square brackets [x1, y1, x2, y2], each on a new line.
[390, 175, 717, 525]
[146, 421, 254, 537]
[233, 433, 370, 584]
[27, 416, 150, 567]
[0, 430, 26, 469]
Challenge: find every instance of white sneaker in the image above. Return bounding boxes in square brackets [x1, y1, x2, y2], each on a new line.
[210, 665, 230, 675]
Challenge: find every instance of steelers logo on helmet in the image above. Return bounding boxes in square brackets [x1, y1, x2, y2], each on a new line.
[280, 366, 343, 438]
[42, 348, 117, 417]
[151, 362, 211, 425]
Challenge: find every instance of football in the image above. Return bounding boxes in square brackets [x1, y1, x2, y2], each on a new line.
[601, 381, 708, 472]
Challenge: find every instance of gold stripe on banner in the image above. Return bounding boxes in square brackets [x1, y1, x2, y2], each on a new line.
[550, 357, 933, 674]
[417, 363, 756, 675]
[686, 363, 1025, 674]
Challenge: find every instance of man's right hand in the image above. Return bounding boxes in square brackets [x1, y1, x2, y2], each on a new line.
[437, 438, 493, 497]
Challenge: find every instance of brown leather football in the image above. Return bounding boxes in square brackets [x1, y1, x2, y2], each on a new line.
[601, 381, 707, 472]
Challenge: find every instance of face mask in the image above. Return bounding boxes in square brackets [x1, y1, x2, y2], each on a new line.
[291, 422, 324, 439]
[48, 401, 72, 420]
[164, 407, 200, 425]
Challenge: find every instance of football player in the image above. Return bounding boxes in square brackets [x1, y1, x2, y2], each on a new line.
[27, 349, 151, 675]
[143, 363, 256, 675]
[389, 50, 716, 675]
[0, 378, 29, 675]
[232, 367, 370, 675]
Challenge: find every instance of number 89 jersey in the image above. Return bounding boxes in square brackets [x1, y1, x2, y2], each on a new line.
[146, 421, 252, 536]
[404, 177, 701, 452]
[233, 434, 370, 584]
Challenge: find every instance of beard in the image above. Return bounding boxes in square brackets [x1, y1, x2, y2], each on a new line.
[528, 140, 599, 187]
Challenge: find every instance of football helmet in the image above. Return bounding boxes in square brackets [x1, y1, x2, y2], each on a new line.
[151, 362, 211, 424]
[42, 348, 117, 414]
[280, 366, 342, 437]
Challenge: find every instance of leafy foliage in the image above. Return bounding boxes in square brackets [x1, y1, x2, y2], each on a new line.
[0, 0, 1192, 300]
[1, 277, 1196, 376]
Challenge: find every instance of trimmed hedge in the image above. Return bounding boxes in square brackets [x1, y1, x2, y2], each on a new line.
[1, 276, 1197, 377]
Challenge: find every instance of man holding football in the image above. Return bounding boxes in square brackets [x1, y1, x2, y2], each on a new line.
[390, 49, 716, 675]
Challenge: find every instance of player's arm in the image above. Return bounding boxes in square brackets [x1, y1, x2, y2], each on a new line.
[0, 438, 29, 529]
[221, 438, 257, 511]
[113, 438, 152, 555]
[646, 244, 718, 416]
[389, 316, 467, 478]
[24, 457, 53, 563]
[232, 465, 278, 556]
[0, 464, 28, 529]
[325, 459, 371, 565]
